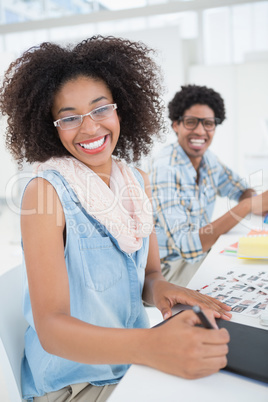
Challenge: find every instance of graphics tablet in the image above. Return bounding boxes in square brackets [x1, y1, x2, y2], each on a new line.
[216, 319, 268, 384]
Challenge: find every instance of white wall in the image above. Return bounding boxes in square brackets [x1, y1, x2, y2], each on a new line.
[117, 25, 184, 161]
[236, 61, 268, 190]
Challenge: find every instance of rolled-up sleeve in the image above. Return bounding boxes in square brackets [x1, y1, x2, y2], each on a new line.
[216, 161, 248, 201]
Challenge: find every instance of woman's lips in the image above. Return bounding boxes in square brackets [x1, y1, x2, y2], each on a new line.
[77, 135, 108, 154]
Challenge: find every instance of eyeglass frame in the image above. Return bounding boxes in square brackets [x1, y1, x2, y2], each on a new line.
[53, 103, 118, 130]
[178, 115, 221, 131]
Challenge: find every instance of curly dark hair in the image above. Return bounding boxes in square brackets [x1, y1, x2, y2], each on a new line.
[0, 35, 165, 165]
[168, 84, 226, 124]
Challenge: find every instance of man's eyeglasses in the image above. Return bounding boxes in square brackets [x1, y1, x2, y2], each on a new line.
[53, 103, 117, 130]
[178, 116, 221, 131]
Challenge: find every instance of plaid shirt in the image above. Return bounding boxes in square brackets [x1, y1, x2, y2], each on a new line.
[147, 143, 248, 263]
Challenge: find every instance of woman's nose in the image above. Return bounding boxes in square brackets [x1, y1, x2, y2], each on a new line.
[79, 115, 101, 133]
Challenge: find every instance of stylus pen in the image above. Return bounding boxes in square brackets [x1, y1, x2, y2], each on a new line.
[192, 305, 215, 329]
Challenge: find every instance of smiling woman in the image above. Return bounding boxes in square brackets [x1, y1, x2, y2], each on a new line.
[51, 77, 121, 178]
[0, 36, 164, 166]
[0, 36, 231, 402]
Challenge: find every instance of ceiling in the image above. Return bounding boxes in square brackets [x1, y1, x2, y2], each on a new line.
[0, 0, 265, 33]
[1, 0, 109, 24]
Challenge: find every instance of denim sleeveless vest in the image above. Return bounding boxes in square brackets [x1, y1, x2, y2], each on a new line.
[21, 169, 150, 400]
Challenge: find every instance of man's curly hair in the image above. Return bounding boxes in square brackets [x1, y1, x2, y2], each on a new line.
[0, 35, 165, 165]
[168, 84, 226, 124]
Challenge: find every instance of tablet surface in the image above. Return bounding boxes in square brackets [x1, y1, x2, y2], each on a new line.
[217, 319, 268, 384]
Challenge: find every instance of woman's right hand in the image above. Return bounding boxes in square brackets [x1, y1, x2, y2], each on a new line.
[139, 309, 230, 379]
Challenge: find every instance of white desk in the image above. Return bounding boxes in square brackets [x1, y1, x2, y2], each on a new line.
[108, 215, 268, 402]
[186, 215, 268, 329]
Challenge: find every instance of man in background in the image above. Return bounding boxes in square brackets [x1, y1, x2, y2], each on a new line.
[148, 84, 268, 286]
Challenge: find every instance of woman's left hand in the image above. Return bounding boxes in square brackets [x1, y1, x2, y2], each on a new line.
[152, 279, 232, 321]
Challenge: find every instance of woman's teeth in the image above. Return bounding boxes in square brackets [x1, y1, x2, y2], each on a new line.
[79, 137, 105, 150]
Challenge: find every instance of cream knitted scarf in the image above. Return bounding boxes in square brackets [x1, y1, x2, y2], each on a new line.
[34, 156, 153, 253]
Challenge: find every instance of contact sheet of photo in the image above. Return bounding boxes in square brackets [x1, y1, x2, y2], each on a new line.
[197, 267, 268, 317]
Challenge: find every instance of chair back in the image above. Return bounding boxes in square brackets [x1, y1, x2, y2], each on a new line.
[0, 265, 28, 401]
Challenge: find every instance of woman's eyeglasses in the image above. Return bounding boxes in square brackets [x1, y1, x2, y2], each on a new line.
[53, 103, 117, 130]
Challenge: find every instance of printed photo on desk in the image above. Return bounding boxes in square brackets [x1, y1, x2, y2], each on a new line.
[197, 267, 268, 317]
